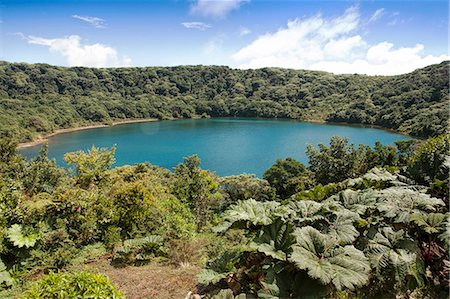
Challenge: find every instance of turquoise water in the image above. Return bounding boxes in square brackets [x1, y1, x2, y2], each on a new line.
[19, 118, 410, 177]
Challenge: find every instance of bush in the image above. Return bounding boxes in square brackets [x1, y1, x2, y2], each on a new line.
[407, 134, 450, 184]
[21, 271, 123, 299]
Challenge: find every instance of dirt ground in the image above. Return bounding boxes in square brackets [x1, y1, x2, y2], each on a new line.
[84, 258, 201, 299]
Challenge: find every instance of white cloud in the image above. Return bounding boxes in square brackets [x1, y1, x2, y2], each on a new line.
[26, 35, 131, 67]
[311, 43, 448, 75]
[232, 7, 448, 75]
[239, 27, 251, 36]
[191, 0, 248, 18]
[369, 8, 384, 22]
[72, 15, 106, 28]
[181, 22, 211, 30]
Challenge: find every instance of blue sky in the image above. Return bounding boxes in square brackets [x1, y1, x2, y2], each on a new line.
[0, 0, 448, 75]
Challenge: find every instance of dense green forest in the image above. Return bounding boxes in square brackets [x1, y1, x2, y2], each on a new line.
[0, 61, 448, 143]
[0, 132, 448, 298]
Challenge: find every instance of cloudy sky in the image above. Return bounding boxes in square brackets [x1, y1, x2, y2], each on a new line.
[1, 0, 448, 75]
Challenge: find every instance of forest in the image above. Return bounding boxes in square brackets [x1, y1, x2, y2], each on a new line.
[0, 131, 448, 298]
[0, 60, 449, 298]
[0, 60, 448, 143]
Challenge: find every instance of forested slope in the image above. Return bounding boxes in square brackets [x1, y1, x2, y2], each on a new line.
[0, 61, 448, 142]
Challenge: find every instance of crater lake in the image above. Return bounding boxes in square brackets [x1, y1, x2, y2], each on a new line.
[19, 118, 411, 176]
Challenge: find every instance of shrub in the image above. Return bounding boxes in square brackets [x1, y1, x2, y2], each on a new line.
[20, 271, 123, 299]
[407, 134, 450, 184]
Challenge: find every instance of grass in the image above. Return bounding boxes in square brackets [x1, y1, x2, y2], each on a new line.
[83, 258, 201, 299]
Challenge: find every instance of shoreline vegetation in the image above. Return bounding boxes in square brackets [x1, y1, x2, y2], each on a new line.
[2, 132, 449, 298]
[17, 118, 159, 148]
[1, 61, 448, 144]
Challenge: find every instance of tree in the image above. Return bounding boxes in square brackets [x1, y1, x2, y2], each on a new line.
[173, 155, 223, 230]
[306, 136, 356, 184]
[407, 134, 450, 184]
[263, 158, 314, 199]
[64, 146, 116, 189]
[220, 174, 275, 205]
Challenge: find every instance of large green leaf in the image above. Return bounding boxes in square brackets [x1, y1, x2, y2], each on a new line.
[324, 210, 360, 244]
[365, 227, 424, 286]
[377, 187, 444, 223]
[250, 219, 294, 260]
[216, 199, 291, 232]
[411, 212, 447, 234]
[327, 189, 378, 215]
[6, 224, 39, 248]
[258, 267, 327, 299]
[0, 259, 13, 286]
[290, 226, 370, 291]
[287, 200, 325, 225]
[197, 269, 229, 285]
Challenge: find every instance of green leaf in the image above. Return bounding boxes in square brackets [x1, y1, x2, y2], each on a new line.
[290, 226, 370, 291]
[377, 187, 444, 223]
[365, 227, 423, 285]
[217, 199, 290, 232]
[411, 212, 447, 234]
[7, 224, 39, 248]
[197, 269, 228, 285]
[0, 259, 13, 286]
[250, 219, 294, 260]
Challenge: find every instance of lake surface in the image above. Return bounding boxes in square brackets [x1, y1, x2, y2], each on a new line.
[20, 118, 410, 177]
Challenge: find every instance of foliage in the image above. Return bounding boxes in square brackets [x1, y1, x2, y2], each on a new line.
[407, 134, 450, 184]
[7, 224, 39, 248]
[263, 158, 314, 199]
[20, 271, 124, 299]
[173, 155, 224, 230]
[306, 136, 400, 185]
[220, 174, 275, 205]
[0, 132, 448, 298]
[200, 160, 448, 298]
[290, 226, 370, 291]
[113, 235, 166, 265]
[64, 146, 116, 189]
[0, 259, 13, 288]
[0, 61, 448, 144]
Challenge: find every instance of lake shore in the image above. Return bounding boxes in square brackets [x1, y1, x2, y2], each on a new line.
[17, 118, 159, 149]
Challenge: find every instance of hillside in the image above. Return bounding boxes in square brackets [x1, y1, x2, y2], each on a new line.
[0, 61, 448, 142]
